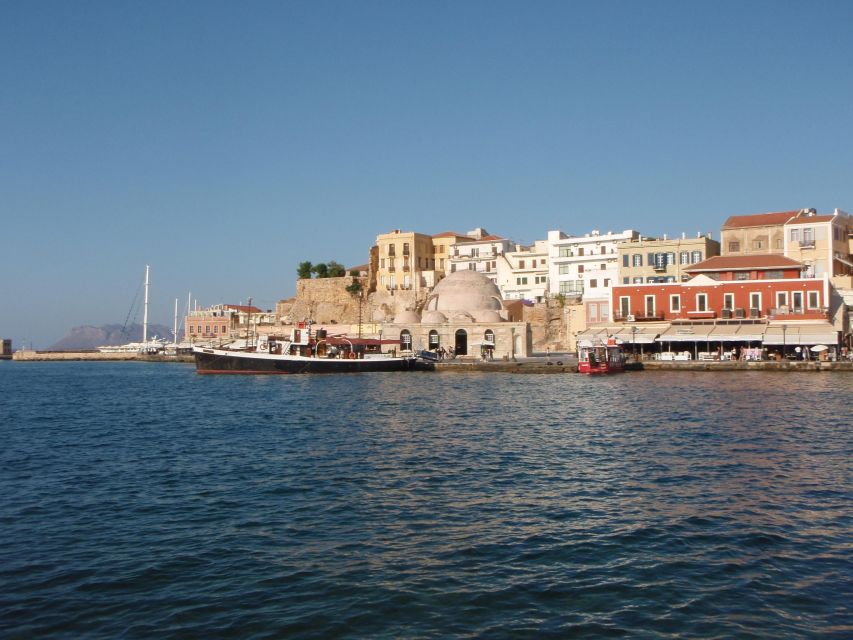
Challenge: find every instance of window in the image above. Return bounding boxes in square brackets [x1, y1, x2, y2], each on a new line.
[205, 325, 210, 334]
[471, 248, 480, 257]
[400, 330, 412, 350]
[735, 271, 749, 280]
[620, 296, 630, 318]
[600, 246, 606, 255]
[775, 238, 783, 249]
[667, 252, 675, 266]
[600, 263, 606, 270]
[765, 270, 783, 280]
[559, 247, 572, 257]
[750, 292, 762, 312]
[647, 253, 655, 266]
[559, 264, 570, 275]
[578, 247, 584, 256]
[623, 254, 629, 267]
[776, 292, 788, 308]
[646, 277, 658, 283]
[670, 294, 681, 312]
[590, 279, 598, 288]
[213, 325, 218, 333]
[403, 242, 410, 255]
[696, 293, 708, 312]
[692, 251, 702, 263]
[808, 291, 819, 309]
[633, 277, 643, 284]
[790, 229, 800, 242]
[623, 277, 629, 284]
[632, 254, 642, 266]
[380, 258, 385, 268]
[484, 329, 495, 345]
[802, 228, 814, 245]
[439, 259, 444, 269]
[723, 293, 734, 310]
[468, 263, 476, 270]
[588, 304, 598, 322]
[519, 260, 525, 269]
[680, 251, 690, 265]
[429, 330, 439, 348]
[604, 279, 610, 287]
[644, 295, 656, 317]
[728, 241, 740, 252]
[517, 277, 528, 285]
[388, 245, 396, 256]
[578, 265, 584, 274]
[753, 240, 763, 250]
[792, 291, 803, 311]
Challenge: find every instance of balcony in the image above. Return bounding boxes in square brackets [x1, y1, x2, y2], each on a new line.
[767, 307, 828, 321]
[613, 311, 664, 322]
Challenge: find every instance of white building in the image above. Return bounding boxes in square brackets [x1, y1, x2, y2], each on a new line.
[495, 240, 550, 302]
[548, 228, 640, 324]
[448, 228, 515, 283]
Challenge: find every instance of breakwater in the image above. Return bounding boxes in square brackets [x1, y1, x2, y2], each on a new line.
[12, 350, 194, 363]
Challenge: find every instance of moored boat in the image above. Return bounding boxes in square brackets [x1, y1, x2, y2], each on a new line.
[578, 337, 625, 374]
[193, 325, 432, 374]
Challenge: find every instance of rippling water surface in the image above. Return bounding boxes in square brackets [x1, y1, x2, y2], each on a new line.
[1, 362, 851, 638]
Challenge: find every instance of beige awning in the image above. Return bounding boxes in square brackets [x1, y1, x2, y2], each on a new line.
[657, 324, 715, 342]
[763, 324, 837, 345]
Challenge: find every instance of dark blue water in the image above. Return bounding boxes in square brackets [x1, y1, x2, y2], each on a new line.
[1, 362, 851, 638]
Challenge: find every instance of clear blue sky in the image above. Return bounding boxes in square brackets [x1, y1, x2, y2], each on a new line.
[2, 1, 852, 347]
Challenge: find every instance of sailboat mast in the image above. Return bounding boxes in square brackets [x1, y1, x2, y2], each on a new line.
[173, 298, 178, 344]
[142, 265, 150, 343]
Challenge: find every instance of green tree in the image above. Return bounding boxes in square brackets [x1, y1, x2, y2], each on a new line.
[312, 262, 329, 278]
[327, 261, 346, 277]
[349, 269, 360, 277]
[297, 261, 313, 279]
[345, 279, 363, 296]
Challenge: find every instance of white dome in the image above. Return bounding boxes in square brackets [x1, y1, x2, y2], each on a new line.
[426, 271, 504, 315]
[394, 310, 421, 324]
[421, 310, 448, 323]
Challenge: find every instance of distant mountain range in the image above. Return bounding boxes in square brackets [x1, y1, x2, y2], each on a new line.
[49, 323, 174, 351]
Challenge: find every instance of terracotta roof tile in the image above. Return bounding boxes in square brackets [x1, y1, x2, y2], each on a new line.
[432, 231, 465, 238]
[686, 255, 803, 271]
[722, 210, 799, 229]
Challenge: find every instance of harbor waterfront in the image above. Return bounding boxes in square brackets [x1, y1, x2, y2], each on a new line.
[1, 361, 850, 638]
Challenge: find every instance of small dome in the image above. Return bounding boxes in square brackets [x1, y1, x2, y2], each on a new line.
[394, 310, 421, 324]
[473, 309, 503, 323]
[450, 311, 474, 322]
[426, 271, 504, 314]
[421, 310, 448, 323]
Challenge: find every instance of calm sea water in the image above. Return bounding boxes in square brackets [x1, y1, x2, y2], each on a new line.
[1, 361, 851, 639]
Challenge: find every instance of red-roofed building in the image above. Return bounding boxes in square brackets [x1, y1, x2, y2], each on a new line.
[720, 209, 803, 257]
[185, 304, 275, 343]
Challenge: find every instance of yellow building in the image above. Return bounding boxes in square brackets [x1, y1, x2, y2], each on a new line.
[617, 235, 720, 284]
[375, 230, 437, 293]
[785, 209, 852, 288]
[431, 231, 470, 279]
[720, 209, 800, 256]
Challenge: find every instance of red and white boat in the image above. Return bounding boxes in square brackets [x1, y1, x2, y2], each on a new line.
[577, 337, 625, 374]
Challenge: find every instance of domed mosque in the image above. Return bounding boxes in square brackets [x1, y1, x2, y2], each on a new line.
[386, 270, 531, 359]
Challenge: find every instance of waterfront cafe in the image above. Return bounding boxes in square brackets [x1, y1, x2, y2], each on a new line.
[576, 320, 840, 360]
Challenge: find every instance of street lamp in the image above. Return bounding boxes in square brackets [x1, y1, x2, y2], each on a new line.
[631, 325, 637, 361]
[781, 324, 787, 360]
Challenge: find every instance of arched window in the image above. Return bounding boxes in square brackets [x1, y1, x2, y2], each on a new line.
[484, 329, 495, 345]
[428, 330, 439, 348]
[400, 329, 412, 351]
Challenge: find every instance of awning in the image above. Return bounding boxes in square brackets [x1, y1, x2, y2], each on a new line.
[656, 324, 715, 343]
[763, 324, 837, 345]
[708, 325, 741, 340]
[618, 324, 666, 344]
[734, 326, 766, 342]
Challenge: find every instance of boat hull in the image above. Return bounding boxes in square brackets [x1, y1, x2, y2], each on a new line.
[194, 348, 432, 374]
[578, 361, 625, 374]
